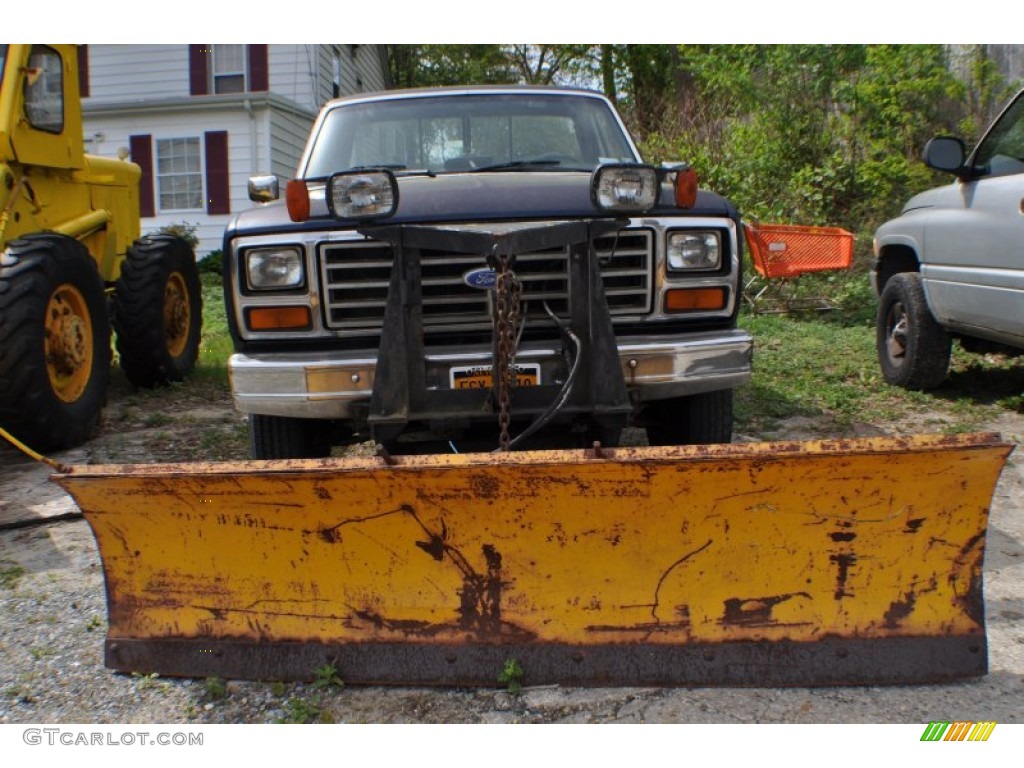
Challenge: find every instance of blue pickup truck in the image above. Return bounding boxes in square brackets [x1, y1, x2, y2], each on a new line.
[223, 86, 753, 457]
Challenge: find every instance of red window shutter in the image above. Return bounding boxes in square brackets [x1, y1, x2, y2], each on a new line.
[205, 131, 230, 215]
[248, 45, 269, 92]
[189, 44, 210, 96]
[77, 45, 90, 98]
[129, 135, 155, 218]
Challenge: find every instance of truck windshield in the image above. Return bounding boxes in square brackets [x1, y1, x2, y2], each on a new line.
[0, 45, 7, 92]
[303, 92, 639, 178]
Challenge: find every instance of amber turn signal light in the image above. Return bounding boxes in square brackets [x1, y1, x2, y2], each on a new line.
[664, 287, 727, 313]
[674, 166, 698, 209]
[246, 306, 312, 331]
[286, 180, 311, 222]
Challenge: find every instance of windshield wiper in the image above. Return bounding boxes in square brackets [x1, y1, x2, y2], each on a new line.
[310, 165, 437, 179]
[470, 159, 565, 172]
[350, 164, 407, 171]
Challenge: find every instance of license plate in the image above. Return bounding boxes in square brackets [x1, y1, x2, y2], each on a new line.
[449, 364, 540, 389]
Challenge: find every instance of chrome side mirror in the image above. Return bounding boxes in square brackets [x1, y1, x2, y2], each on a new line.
[248, 175, 280, 203]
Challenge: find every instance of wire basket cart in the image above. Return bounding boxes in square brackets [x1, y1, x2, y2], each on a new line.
[743, 223, 855, 313]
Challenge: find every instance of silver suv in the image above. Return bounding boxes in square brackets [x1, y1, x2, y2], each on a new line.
[872, 88, 1024, 389]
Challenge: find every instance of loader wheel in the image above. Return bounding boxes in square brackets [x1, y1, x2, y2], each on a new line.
[876, 272, 951, 390]
[645, 389, 733, 446]
[0, 233, 111, 451]
[249, 414, 333, 459]
[113, 235, 202, 388]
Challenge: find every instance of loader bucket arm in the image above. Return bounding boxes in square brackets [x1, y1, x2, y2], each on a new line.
[54, 433, 1011, 687]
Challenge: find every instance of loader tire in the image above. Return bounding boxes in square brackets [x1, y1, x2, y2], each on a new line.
[249, 414, 332, 459]
[645, 389, 733, 446]
[113, 235, 202, 388]
[0, 233, 111, 451]
[876, 272, 951, 390]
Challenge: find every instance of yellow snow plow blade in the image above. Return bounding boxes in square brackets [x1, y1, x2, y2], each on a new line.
[54, 433, 1012, 687]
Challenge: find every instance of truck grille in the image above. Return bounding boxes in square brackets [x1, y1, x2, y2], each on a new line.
[319, 229, 653, 331]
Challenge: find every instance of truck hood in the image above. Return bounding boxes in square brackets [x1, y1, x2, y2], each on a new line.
[227, 171, 738, 238]
[900, 182, 959, 214]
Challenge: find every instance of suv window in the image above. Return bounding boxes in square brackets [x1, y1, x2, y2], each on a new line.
[305, 93, 638, 177]
[971, 93, 1024, 178]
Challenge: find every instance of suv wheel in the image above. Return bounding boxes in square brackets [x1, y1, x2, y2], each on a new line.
[876, 272, 951, 390]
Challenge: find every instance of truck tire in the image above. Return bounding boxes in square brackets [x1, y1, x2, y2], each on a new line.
[876, 272, 951, 390]
[249, 414, 332, 459]
[113, 235, 202, 388]
[645, 389, 733, 446]
[0, 233, 111, 451]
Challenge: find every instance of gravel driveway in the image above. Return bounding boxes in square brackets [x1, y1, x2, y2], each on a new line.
[1, 385, 1021, 724]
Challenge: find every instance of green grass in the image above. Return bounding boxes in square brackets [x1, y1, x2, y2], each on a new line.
[0, 563, 27, 591]
[736, 274, 1023, 439]
[193, 272, 233, 384]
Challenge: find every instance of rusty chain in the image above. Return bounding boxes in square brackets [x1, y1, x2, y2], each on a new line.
[494, 252, 522, 451]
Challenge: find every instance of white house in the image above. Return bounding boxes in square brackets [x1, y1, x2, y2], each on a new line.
[79, 44, 392, 256]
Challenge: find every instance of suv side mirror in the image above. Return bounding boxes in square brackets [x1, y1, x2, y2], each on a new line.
[923, 136, 967, 176]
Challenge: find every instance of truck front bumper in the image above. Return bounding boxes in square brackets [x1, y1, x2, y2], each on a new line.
[229, 329, 753, 419]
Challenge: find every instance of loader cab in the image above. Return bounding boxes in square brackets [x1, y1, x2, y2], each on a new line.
[0, 43, 85, 170]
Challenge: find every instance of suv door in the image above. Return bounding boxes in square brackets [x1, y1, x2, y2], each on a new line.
[922, 91, 1024, 346]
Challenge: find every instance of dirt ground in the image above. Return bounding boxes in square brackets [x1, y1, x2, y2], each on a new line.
[0, 377, 1022, 724]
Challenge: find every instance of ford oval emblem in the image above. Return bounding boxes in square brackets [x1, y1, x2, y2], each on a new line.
[463, 267, 497, 290]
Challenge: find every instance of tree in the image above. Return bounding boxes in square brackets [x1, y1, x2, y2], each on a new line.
[386, 43, 1003, 236]
[506, 45, 598, 86]
[389, 45, 517, 88]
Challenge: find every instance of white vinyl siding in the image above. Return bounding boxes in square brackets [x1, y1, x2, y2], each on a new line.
[80, 44, 391, 255]
[84, 109, 251, 253]
[267, 46, 320, 110]
[269, 109, 314, 178]
[83, 45, 191, 102]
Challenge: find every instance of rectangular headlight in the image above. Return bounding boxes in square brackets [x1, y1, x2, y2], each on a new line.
[591, 164, 659, 213]
[327, 169, 399, 220]
[667, 231, 721, 271]
[245, 247, 305, 290]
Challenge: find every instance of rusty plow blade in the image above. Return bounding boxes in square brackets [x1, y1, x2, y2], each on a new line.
[54, 433, 1012, 687]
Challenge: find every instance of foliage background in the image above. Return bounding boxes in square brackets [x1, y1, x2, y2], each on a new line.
[388, 44, 1021, 239]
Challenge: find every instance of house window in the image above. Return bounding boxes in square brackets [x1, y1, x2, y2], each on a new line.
[190, 44, 267, 96]
[156, 137, 203, 211]
[212, 44, 246, 94]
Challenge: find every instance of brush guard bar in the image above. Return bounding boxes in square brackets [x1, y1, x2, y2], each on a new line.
[360, 219, 632, 445]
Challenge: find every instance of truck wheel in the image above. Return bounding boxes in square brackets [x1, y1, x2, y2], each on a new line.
[876, 272, 951, 390]
[645, 389, 733, 446]
[0, 234, 111, 451]
[113, 235, 202, 388]
[249, 414, 332, 459]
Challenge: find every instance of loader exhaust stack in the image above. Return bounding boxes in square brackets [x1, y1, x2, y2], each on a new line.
[54, 432, 1011, 687]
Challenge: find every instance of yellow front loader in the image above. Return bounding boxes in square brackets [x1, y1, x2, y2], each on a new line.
[0, 44, 202, 452]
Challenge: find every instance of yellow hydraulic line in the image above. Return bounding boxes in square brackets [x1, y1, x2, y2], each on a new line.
[52, 209, 111, 240]
[0, 425, 68, 472]
[0, 176, 28, 244]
